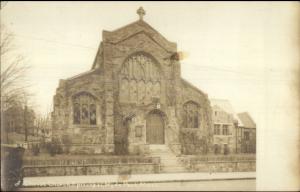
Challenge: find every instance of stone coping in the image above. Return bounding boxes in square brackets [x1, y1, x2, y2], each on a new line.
[23, 163, 157, 169]
[23, 154, 153, 160]
[22, 155, 160, 167]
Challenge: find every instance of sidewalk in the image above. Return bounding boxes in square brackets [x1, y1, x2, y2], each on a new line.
[22, 172, 256, 187]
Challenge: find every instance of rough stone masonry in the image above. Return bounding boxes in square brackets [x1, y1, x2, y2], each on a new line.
[52, 7, 214, 155]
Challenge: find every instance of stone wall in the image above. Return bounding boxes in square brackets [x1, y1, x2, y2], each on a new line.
[186, 161, 255, 172]
[53, 71, 105, 133]
[23, 156, 160, 177]
[179, 79, 214, 154]
[126, 110, 149, 155]
[180, 154, 256, 172]
[23, 163, 160, 177]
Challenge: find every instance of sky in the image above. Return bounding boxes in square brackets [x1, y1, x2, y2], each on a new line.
[1, 2, 299, 189]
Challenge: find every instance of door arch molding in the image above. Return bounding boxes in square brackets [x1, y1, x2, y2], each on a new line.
[146, 109, 166, 144]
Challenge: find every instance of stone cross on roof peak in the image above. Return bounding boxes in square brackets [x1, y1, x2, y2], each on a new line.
[137, 7, 146, 20]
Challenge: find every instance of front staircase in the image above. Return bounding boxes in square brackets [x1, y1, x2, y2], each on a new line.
[148, 145, 186, 173]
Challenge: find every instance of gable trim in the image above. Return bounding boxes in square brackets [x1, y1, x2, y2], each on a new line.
[102, 20, 177, 53]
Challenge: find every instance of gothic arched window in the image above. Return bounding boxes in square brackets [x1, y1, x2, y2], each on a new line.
[183, 101, 200, 128]
[119, 53, 161, 105]
[72, 92, 97, 125]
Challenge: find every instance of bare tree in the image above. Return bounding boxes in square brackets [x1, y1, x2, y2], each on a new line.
[1, 25, 30, 112]
[1, 24, 32, 144]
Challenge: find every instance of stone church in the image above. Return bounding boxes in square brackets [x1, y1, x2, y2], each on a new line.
[52, 7, 213, 155]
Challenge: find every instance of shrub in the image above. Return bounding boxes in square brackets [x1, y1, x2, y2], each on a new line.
[31, 144, 40, 156]
[61, 135, 72, 154]
[180, 131, 209, 155]
[46, 138, 62, 156]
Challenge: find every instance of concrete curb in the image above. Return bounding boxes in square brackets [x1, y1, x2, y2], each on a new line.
[22, 178, 256, 188]
[22, 172, 256, 188]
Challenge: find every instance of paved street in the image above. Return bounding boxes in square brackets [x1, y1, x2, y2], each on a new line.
[18, 179, 256, 191]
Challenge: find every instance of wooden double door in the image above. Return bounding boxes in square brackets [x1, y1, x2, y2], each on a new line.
[146, 112, 165, 144]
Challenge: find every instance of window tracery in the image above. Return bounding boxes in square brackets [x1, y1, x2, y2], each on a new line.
[119, 53, 161, 104]
[73, 92, 97, 125]
[183, 101, 200, 128]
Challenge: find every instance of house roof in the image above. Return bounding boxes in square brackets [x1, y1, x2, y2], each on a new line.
[237, 112, 256, 129]
[210, 98, 243, 124]
[210, 99, 235, 114]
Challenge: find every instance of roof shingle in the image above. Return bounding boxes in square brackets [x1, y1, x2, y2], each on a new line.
[237, 112, 256, 129]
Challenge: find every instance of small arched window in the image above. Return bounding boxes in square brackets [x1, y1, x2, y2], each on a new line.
[72, 92, 97, 125]
[183, 101, 200, 128]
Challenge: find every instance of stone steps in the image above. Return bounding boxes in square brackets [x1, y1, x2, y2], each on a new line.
[149, 145, 186, 173]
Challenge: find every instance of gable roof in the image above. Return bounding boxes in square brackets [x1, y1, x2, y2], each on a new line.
[210, 98, 242, 124]
[102, 20, 177, 52]
[181, 78, 207, 97]
[237, 112, 256, 129]
[210, 99, 235, 114]
[65, 68, 102, 82]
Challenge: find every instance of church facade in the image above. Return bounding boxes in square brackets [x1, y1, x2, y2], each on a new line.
[52, 8, 213, 155]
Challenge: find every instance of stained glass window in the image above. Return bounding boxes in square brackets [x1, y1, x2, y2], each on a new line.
[183, 101, 200, 128]
[119, 53, 161, 104]
[72, 92, 97, 126]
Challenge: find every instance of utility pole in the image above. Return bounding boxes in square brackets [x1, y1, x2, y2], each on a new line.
[24, 104, 28, 142]
[5, 117, 9, 144]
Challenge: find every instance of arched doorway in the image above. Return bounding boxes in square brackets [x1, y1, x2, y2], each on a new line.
[146, 111, 165, 144]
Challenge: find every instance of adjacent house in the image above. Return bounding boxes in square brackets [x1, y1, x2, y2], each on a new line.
[236, 112, 256, 153]
[210, 99, 237, 154]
